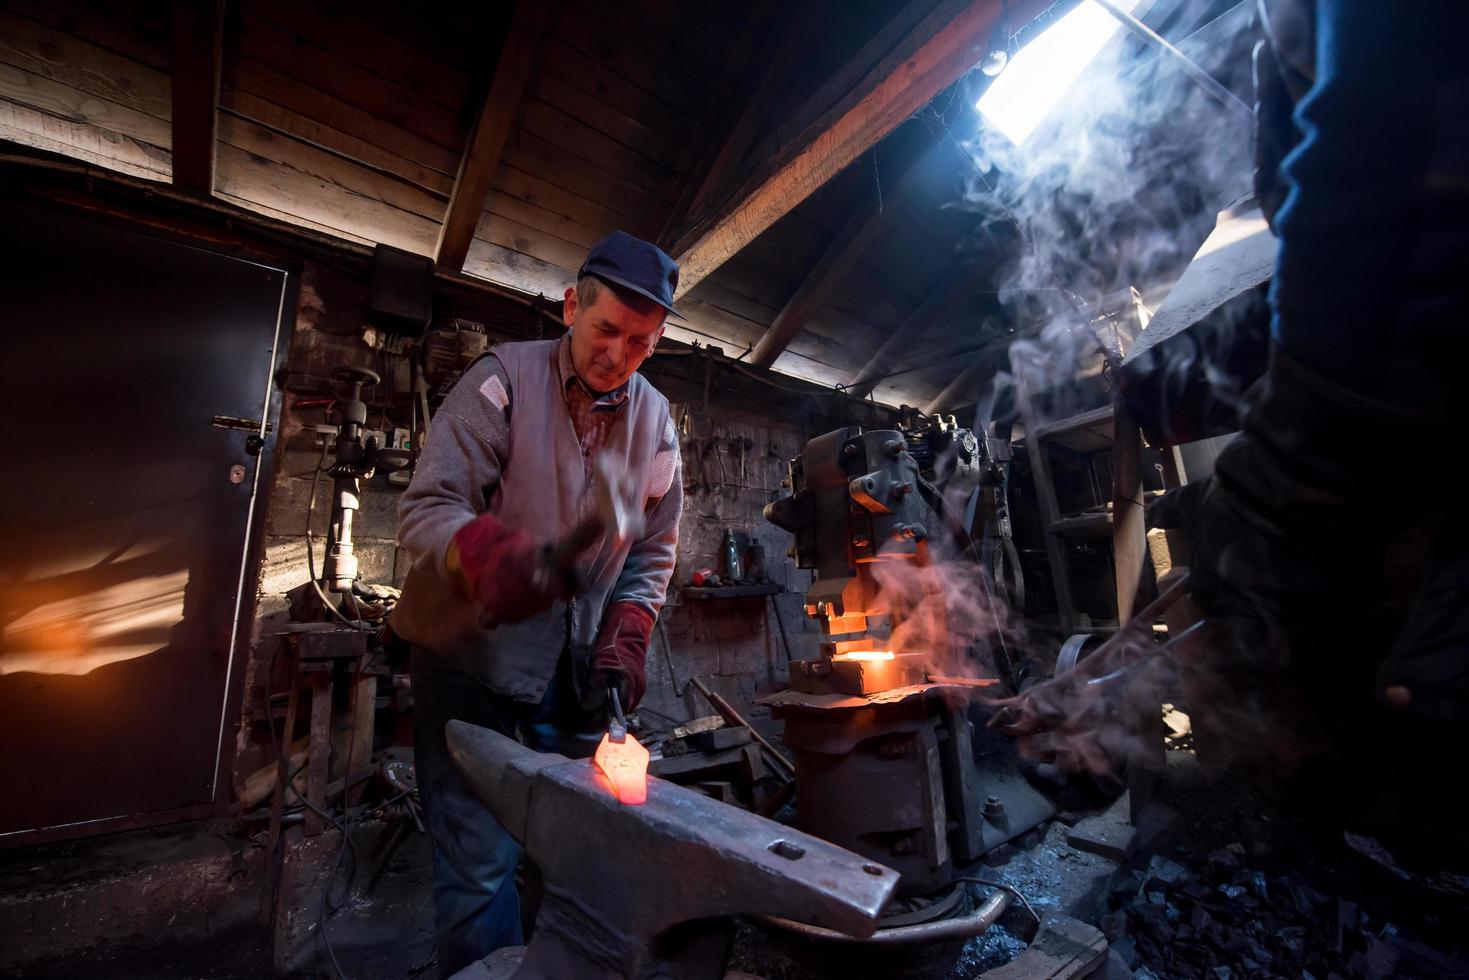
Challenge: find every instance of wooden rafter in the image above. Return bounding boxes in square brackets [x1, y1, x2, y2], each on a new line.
[170, 0, 224, 195]
[746, 134, 929, 369]
[921, 316, 1059, 414]
[844, 263, 980, 398]
[658, 2, 825, 250]
[666, 0, 1045, 298]
[435, 1, 551, 271]
[747, 195, 883, 368]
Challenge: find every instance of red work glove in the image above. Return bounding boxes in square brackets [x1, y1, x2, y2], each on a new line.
[448, 512, 566, 623]
[585, 601, 655, 712]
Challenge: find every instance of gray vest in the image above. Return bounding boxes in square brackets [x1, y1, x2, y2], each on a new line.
[394, 340, 672, 701]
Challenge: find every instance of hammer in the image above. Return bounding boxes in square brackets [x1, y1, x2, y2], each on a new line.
[539, 451, 648, 594]
[446, 721, 899, 980]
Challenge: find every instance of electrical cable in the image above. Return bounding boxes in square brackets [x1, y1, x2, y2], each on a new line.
[954, 876, 1042, 925]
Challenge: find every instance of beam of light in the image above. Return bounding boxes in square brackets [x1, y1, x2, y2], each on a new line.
[1, 569, 187, 676]
[976, 0, 1141, 145]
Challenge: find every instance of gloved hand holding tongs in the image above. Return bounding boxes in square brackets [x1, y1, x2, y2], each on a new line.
[984, 575, 1201, 739]
[447, 451, 646, 625]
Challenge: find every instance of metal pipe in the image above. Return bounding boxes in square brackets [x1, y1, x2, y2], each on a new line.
[755, 889, 1010, 944]
[1092, 0, 1253, 121]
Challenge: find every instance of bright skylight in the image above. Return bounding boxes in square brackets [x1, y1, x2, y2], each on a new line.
[977, 0, 1141, 145]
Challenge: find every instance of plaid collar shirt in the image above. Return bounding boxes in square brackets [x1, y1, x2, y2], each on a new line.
[558, 336, 629, 474]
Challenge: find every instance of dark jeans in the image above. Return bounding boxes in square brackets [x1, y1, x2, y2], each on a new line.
[411, 646, 602, 979]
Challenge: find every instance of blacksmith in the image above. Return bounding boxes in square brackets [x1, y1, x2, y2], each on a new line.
[392, 231, 682, 976]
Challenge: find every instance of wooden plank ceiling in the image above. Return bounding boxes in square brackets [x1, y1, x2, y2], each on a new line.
[0, 0, 1126, 412]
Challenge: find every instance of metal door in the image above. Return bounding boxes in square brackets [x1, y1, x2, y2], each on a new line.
[0, 202, 289, 840]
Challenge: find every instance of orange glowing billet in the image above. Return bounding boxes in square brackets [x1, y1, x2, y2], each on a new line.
[592, 733, 650, 805]
[832, 650, 896, 661]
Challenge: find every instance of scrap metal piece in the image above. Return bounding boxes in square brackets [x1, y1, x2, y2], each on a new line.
[788, 653, 929, 696]
[446, 721, 899, 979]
[1119, 205, 1276, 444]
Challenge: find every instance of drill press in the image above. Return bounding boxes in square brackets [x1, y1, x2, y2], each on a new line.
[320, 366, 410, 598]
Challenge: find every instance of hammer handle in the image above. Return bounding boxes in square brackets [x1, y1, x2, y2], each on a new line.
[690, 677, 796, 780]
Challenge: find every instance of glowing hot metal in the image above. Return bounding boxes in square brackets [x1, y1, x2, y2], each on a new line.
[592, 732, 649, 805]
[831, 650, 896, 662]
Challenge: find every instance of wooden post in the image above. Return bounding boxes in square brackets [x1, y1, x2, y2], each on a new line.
[345, 668, 376, 807]
[170, 0, 224, 195]
[435, 1, 553, 271]
[304, 669, 332, 837]
[260, 650, 302, 926]
[1017, 376, 1077, 633]
[1111, 395, 1148, 624]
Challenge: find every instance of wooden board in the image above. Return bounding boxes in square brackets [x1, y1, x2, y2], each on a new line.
[518, 95, 682, 204]
[215, 141, 438, 253]
[223, 55, 461, 176]
[502, 127, 671, 229]
[241, 0, 472, 114]
[220, 88, 453, 195]
[4, 0, 170, 71]
[537, 37, 708, 150]
[227, 8, 465, 152]
[491, 162, 658, 242]
[526, 69, 696, 176]
[0, 61, 170, 148]
[607, 0, 761, 86]
[216, 115, 445, 221]
[0, 10, 171, 119]
[550, 0, 727, 123]
[0, 99, 169, 180]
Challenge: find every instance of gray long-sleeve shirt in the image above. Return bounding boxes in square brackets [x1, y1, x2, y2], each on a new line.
[392, 337, 681, 701]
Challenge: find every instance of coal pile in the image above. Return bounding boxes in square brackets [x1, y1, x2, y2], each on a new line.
[1102, 848, 1469, 979]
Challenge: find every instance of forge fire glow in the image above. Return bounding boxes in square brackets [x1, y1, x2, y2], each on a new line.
[832, 650, 896, 661]
[592, 733, 649, 805]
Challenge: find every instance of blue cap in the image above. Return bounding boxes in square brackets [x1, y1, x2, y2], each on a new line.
[577, 230, 680, 316]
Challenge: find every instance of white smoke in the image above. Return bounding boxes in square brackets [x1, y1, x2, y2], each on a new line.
[955, 3, 1257, 418]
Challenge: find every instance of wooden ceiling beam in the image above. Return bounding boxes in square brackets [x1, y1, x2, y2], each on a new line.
[658, 2, 825, 250]
[747, 137, 929, 369]
[435, 1, 551, 271]
[667, 0, 1045, 298]
[922, 339, 1011, 415]
[748, 195, 883, 368]
[922, 319, 1052, 414]
[844, 262, 980, 398]
[170, 0, 224, 195]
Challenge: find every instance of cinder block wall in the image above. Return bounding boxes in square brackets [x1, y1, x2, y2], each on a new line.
[235, 262, 895, 786]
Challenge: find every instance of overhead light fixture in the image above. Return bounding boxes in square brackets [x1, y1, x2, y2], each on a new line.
[976, 0, 1141, 145]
